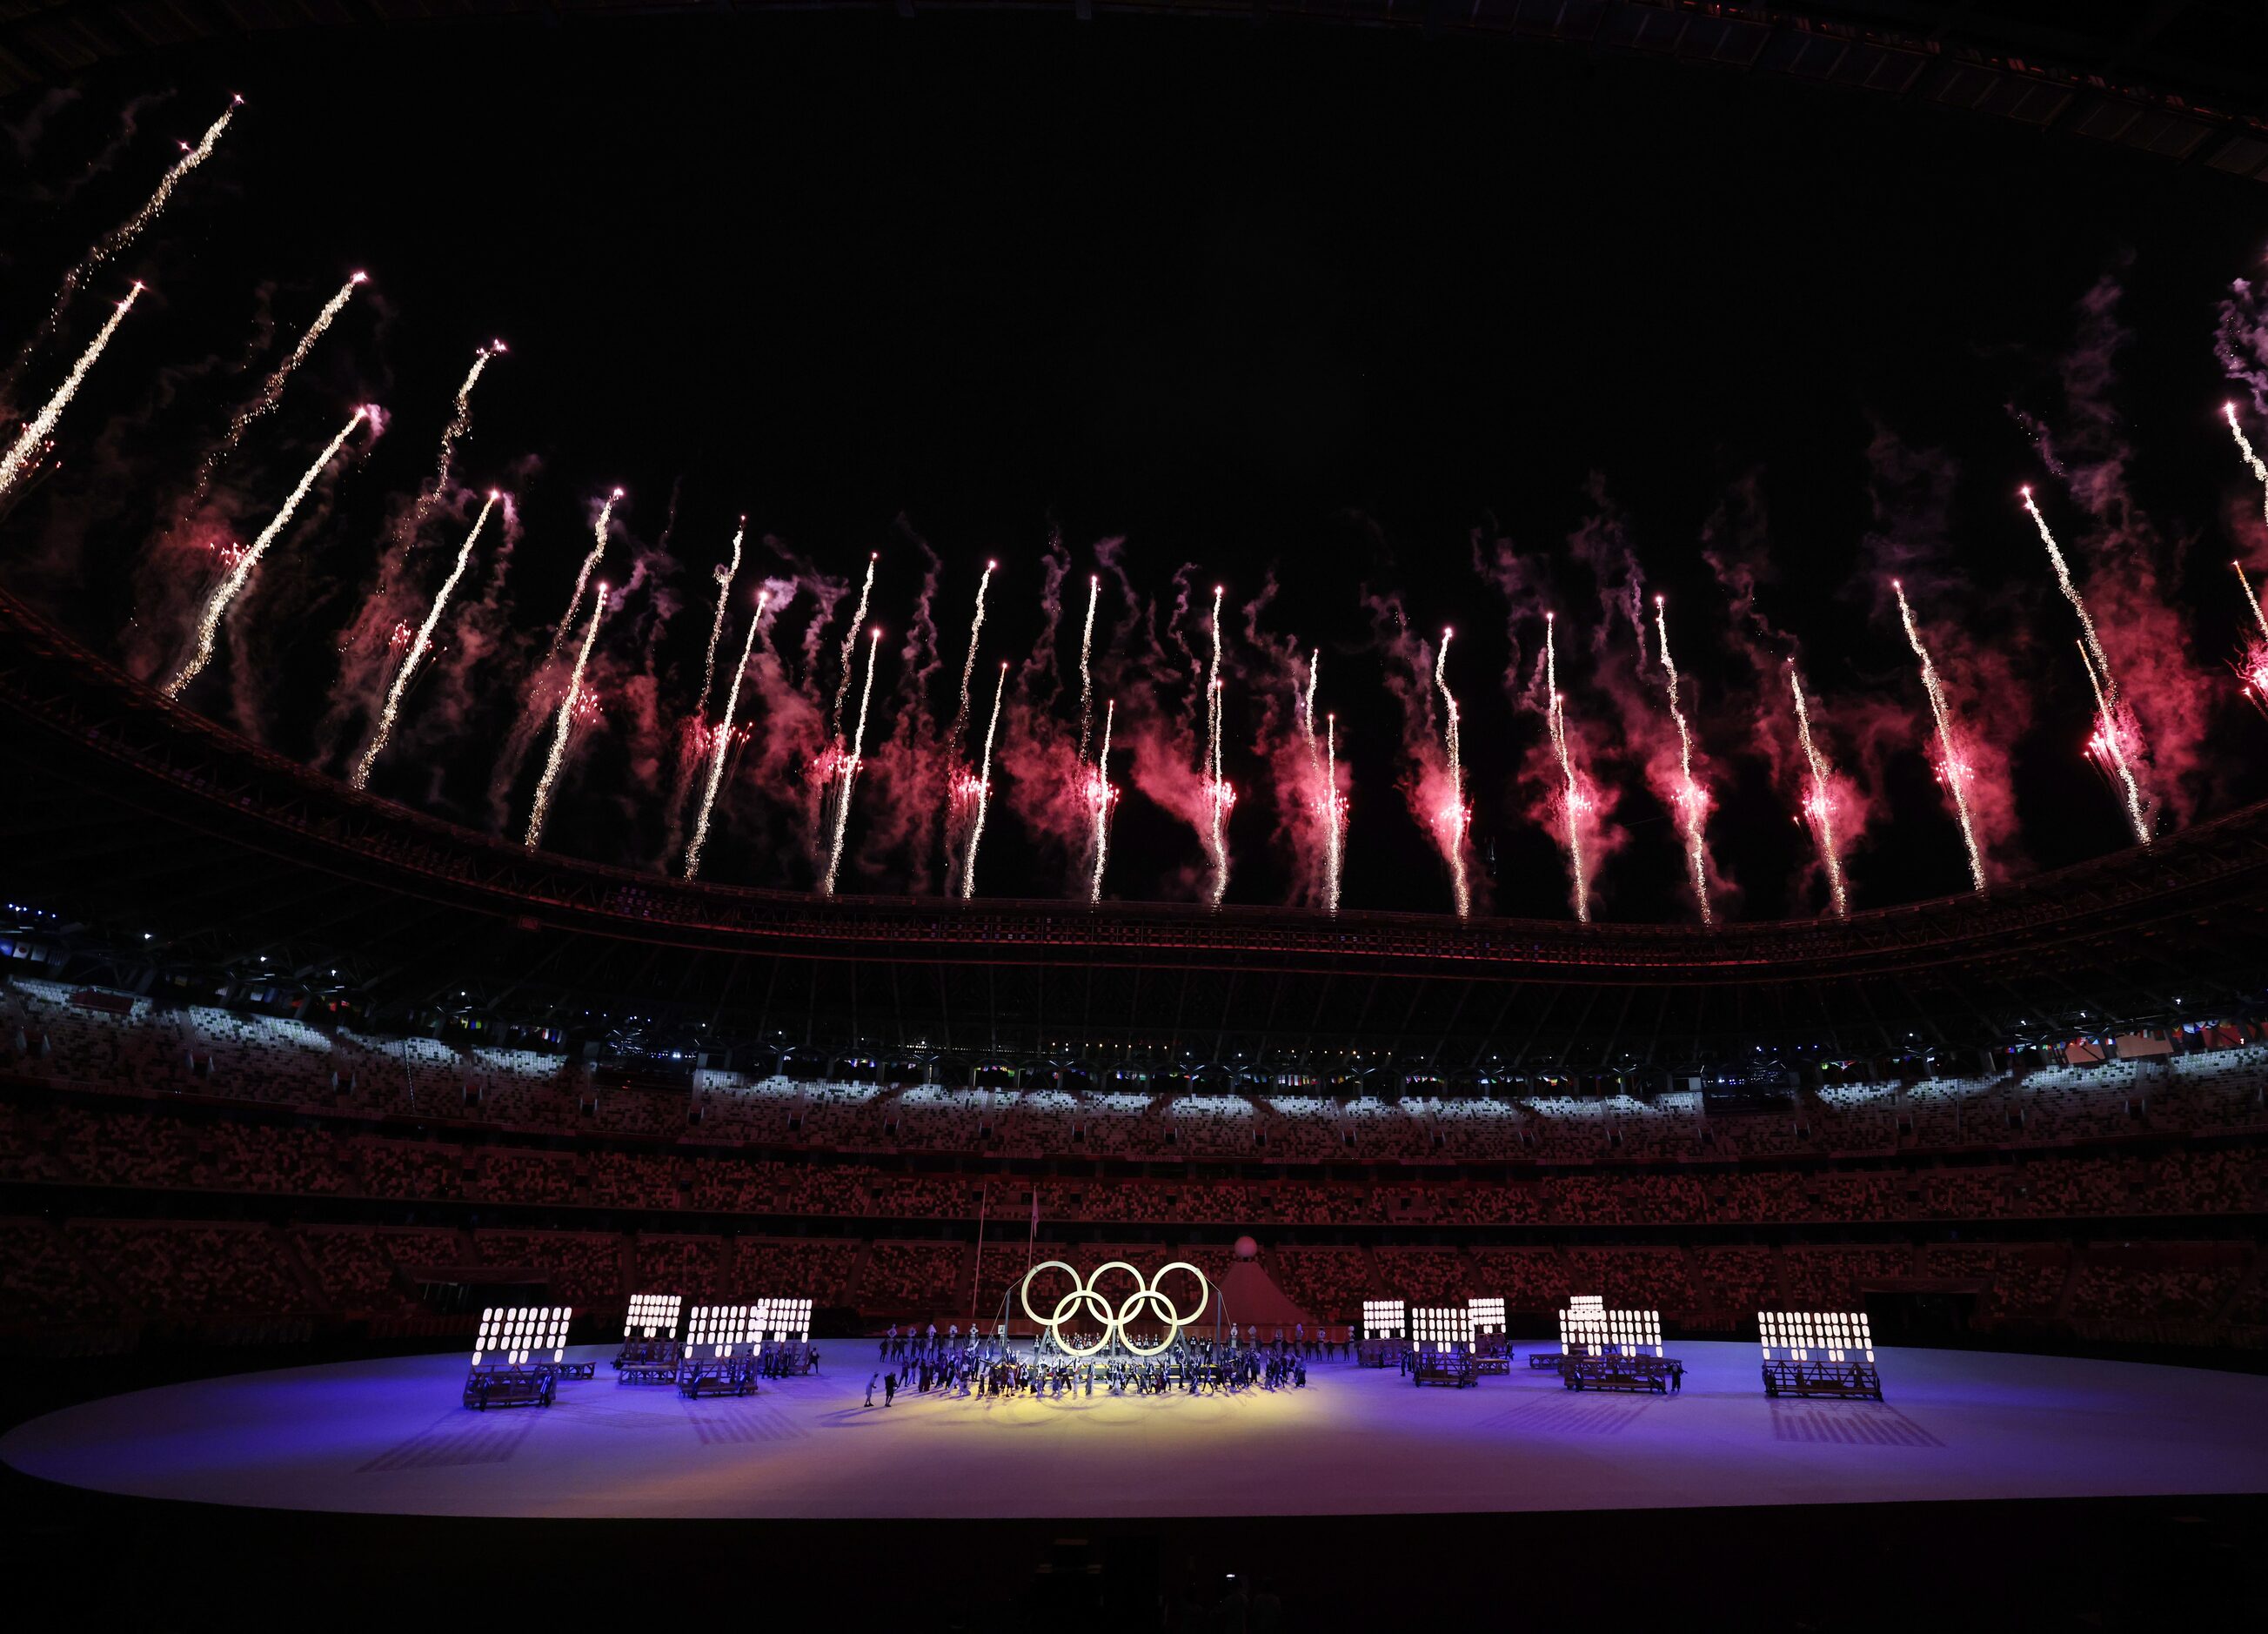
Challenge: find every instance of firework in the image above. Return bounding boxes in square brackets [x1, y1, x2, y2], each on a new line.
[1892, 579, 1987, 892]
[2233, 562, 2268, 712]
[351, 490, 498, 789]
[4, 97, 235, 398]
[697, 518, 746, 722]
[1201, 584, 1234, 909]
[525, 585, 609, 850]
[1545, 613, 1591, 924]
[1299, 649, 1345, 915]
[1787, 662, 1848, 919]
[820, 626, 882, 897]
[1432, 626, 1472, 919]
[949, 560, 995, 761]
[1088, 698, 1119, 905]
[1078, 573, 1099, 763]
[0, 282, 144, 504]
[2023, 487, 2151, 843]
[2228, 403, 2268, 530]
[684, 589, 768, 881]
[1652, 596, 1714, 925]
[960, 661, 1008, 899]
[164, 405, 369, 697]
[189, 271, 367, 502]
[830, 554, 877, 740]
[548, 487, 619, 663]
[393, 342, 504, 553]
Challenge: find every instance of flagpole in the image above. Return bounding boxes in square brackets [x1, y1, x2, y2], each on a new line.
[969, 1178, 987, 1323]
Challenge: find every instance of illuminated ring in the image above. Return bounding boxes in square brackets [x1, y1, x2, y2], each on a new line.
[1018, 1260, 1209, 1356]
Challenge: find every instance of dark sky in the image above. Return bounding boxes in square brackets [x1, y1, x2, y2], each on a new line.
[4, 16, 2268, 922]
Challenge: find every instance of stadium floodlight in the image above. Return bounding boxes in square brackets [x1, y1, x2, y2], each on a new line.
[472, 1305, 572, 1366]
[686, 1303, 759, 1358]
[1412, 1305, 1473, 1354]
[1361, 1297, 1407, 1342]
[623, 1292, 683, 1341]
[753, 1296, 813, 1345]
[1468, 1296, 1507, 1336]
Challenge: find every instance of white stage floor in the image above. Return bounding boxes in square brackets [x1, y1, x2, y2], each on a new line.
[5, 1342, 2265, 1519]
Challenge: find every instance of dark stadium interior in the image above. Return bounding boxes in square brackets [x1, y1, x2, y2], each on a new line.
[7, 3, 2268, 1628]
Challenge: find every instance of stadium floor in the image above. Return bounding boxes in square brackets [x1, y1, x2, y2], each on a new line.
[5, 1340, 2265, 1519]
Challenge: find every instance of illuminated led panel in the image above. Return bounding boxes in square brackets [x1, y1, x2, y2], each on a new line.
[1757, 1309, 1876, 1364]
[1559, 1296, 1608, 1354]
[1361, 1298, 1407, 1341]
[472, 1304, 572, 1366]
[1468, 1296, 1507, 1336]
[1605, 1308, 1662, 1357]
[753, 1296, 813, 1344]
[1411, 1305, 1473, 1353]
[623, 1293, 683, 1341]
[686, 1304, 758, 1356]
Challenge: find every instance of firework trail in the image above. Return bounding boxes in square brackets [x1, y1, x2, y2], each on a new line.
[526, 586, 609, 851]
[188, 271, 366, 503]
[820, 626, 882, 897]
[1298, 650, 1345, 914]
[164, 405, 368, 697]
[1432, 626, 1472, 919]
[1201, 584, 1235, 908]
[697, 518, 746, 722]
[351, 490, 498, 789]
[1892, 579, 1987, 892]
[1545, 613, 1591, 924]
[949, 560, 995, 760]
[1088, 699, 1118, 905]
[960, 662, 1007, 899]
[395, 343, 503, 555]
[1078, 573, 1099, 763]
[1787, 662, 1848, 919]
[684, 589, 767, 881]
[2022, 486, 2151, 843]
[1651, 597, 1714, 925]
[2228, 403, 2268, 530]
[830, 554, 878, 739]
[0, 281, 143, 504]
[3, 97, 234, 403]
[547, 487, 619, 663]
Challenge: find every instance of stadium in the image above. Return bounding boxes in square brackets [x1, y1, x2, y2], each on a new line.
[4, 3, 2268, 1627]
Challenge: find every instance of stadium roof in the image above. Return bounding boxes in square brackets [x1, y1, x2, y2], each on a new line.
[4, 3, 2267, 184]
[6, 586, 2268, 1072]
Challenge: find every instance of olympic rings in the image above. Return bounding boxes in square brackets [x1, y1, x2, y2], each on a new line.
[1019, 1260, 1209, 1357]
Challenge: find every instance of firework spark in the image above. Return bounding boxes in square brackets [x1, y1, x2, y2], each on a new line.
[1787, 662, 1848, 919]
[949, 560, 995, 760]
[1545, 613, 1591, 924]
[0, 282, 144, 504]
[525, 585, 609, 851]
[1299, 649, 1345, 915]
[351, 490, 498, 789]
[1432, 626, 1472, 919]
[164, 405, 369, 697]
[684, 589, 768, 881]
[4, 97, 235, 399]
[820, 626, 882, 897]
[2229, 403, 2268, 530]
[189, 271, 366, 502]
[2023, 486, 2151, 843]
[1652, 596, 1714, 925]
[1893, 579, 1987, 892]
[1078, 573, 1099, 764]
[548, 487, 619, 663]
[697, 518, 746, 722]
[392, 342, 504, 558]
[1201, 584, 1234, 909]
[1088, 698, 1119, 905]
[960, 661, 1008, 899]
[830, 554, 878, 740]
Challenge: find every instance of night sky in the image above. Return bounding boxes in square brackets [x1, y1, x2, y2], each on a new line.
[4, 17, 2268, 923]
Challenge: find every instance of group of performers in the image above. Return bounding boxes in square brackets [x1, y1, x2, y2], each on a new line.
[859, 1324, 1318, 1404]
